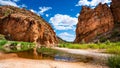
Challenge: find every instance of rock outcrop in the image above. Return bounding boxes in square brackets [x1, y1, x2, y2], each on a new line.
[74, 3, 114, 43]
[0, 6, 58, 47]
[111, 0, 120, 23]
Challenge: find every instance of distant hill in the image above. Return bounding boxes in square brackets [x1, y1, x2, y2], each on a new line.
[57, 37, 72, 44]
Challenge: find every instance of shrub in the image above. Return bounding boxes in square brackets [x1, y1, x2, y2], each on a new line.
[0, 40, 7, 46]
[87, 44, 99, 49]
[105, 40, 111, 45]
[108, 55, 120, 68]
[99, 37, 107, 42]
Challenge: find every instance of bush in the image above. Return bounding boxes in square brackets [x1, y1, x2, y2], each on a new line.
[0, 40, 35, 52]
[106, 46, 120, 55]
[108, 55, 120, 68]
[99, 37, 107, 42]
[87, 44, 98, 49]
[105, 40, 111, 45]
[0, 40, 7, 46]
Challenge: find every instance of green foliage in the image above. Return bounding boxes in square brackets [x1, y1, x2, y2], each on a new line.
[0, 40, 7, 50]
[108, 55, 120, 68]
[0, 40, 35, 52]
[21, 42, 35, 50]
[0, 40, 7, 46]
[4, 9, 12, 16]
[59, 41, 120, 55]
[57, 37, 71, 44]
[59, 43, 111, 49]
[112, 30, 120, 37]
[105, 40, 111, 45]
[105, 42, 120, 55]
[59, 43, 83, 49]
[106, 46, 120, 55]
[99, 37, 107, 42]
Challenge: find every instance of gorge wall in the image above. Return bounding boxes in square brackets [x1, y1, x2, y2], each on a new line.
[111, 0, 120, 23]
[0, 6, 58, 47]
[74, 0, 120, 43]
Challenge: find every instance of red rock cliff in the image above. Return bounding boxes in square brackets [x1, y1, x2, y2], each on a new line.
[0, 6, 58, 47]
[111, 0, 120, 23]
[74, 3, 114, 43]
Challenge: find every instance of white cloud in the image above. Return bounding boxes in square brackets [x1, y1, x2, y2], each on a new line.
[30, 9, 39, 15]
[0, 0, 27, 8]
[29, 7, 51, 16]
[12, 0, 19, 2]
[46, 14, 49, 17]
[76, 0, 112, 7]
[76, 13, 80, 17]
[29, 7, 52, 16]
[19, 4, 27, 8]
[30, 9, 36, 13]
[38, 6, 52, 15]
[49, 14, 78, 30]
[0, 0, 18, 7]
[58, 32, 75, 42]
[54, 25, 75, 30]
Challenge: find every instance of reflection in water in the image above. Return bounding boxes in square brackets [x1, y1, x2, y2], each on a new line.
[54, 54, 75, 62]
[16, 49, 77, 62]
[2, 47, 93, 62]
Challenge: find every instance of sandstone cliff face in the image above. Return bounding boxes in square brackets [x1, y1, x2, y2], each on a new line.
[0, 6, 58, 47]
[74, 3, 114, 43]
[111, 0, 120, 23]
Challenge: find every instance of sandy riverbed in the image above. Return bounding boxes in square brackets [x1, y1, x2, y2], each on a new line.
[0, 50, 109, 68]
[0, 58, 109, 68]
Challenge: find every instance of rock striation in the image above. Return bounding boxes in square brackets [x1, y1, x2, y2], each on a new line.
[0, 6, 58, 47]
[74, 3, 114, 43]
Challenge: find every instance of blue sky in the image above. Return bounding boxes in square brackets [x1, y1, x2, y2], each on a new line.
[0, 0, 111, 42]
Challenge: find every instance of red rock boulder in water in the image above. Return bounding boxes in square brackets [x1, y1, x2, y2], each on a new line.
[0, 6, 58, 47]
[74, 3, 114, 43]
[111, 0, 120, 23]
